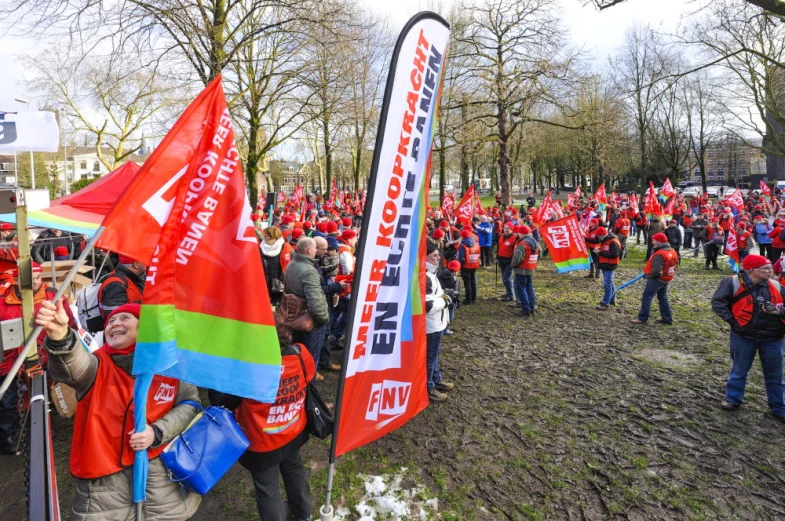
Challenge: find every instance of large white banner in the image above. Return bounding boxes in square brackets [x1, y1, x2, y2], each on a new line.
[0, 111, 60, 152]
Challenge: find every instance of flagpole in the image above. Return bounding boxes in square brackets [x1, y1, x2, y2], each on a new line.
[0, 226, 105, 401]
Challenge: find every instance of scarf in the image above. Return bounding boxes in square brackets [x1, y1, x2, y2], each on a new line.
[260, 237, 284, 257]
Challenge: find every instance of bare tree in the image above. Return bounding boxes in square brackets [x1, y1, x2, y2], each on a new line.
[588, 0, 785, 19]
[682, 71, 723, 192]
[23, 47, 183, 169]
[457, 0, 574, 206]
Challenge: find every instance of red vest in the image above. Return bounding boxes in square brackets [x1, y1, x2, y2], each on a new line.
[497, 234, 516, 258]
[644, 248, 678, 282]
[731, 278, 785, 328]
[70, 349, 179, 479]
[599, 237, 621, 266]
[461, 242, 481, 269]
[737, 230, 752, 251]
[516, 240, 539, 270]
[235, 345, 315, 453]
[614, 218, 630, 237]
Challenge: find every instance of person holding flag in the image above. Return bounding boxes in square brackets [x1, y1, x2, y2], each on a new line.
[35, 301, 202, 520]
[631, 233, 678, 325]
[511, 225, 540, 317]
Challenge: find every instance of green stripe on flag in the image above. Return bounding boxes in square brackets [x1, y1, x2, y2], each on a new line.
[555, 258, 590, 268]
[138, 305, 280, 365]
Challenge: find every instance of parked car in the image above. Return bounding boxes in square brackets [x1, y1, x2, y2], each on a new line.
[706, 186, 722, 197]
[682, 187, 701, 197]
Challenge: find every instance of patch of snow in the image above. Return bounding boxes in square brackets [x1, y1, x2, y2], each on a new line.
[332, 468, 439, 521]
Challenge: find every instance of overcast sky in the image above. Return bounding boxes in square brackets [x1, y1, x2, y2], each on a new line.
[0, 0, 691, 112]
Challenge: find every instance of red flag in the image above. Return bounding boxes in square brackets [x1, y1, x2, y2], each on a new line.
[725, 227, 740, 267]
[95, 75, 281, 398]
[644, 182, 661, 218]
[532, 191, 553, 225]
[473, 191, 485, 215]
[660, 178, 675, 200]
[726, 189, 744, 211]
[593, 183, 608, 210]
[761, 180, 772, 196]
[276, 191, 286, 204]
[567, 186, 582, 209]
[539, 215, 590, 273]
[441, 193, 454, 216]
[454, 185, 475, 224]
[663, 196, 676, 221]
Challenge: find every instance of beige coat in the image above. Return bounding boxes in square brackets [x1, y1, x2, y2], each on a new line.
[45, 330, 201, 521]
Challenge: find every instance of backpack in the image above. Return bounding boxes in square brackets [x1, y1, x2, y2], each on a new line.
[76, 276, 108, 334]
[76, 257, 112, 334]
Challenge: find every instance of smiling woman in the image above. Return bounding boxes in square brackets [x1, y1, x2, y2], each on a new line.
[34, 300, 203, 521]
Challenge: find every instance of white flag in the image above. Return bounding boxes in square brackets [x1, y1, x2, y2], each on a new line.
[0, 111, 60, 152]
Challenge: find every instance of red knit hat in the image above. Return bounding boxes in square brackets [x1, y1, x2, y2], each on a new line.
[710, 218, 719, 222]
[518, 225, 531, 235]
[461, 225, 472, 233]
[316, 222, 328, 233]
[460, 229, 471, 238]
[590, 218, 599, 226]
[0, 223, 13, 230]
[742, 254, 770, 271]
[53, 246, 68, 257]
[596, 227, 608, 236]
[342, 217, 352, 227]
[326, 221, 339, 234]
[12, 262, 42, 277]
[439, 220, 449, 228]
[281, 215, 295, 224]
[341, 229, 357, 241]
[291, 228, 304, 241]
[651, 232, 668, 243]
[447, 260, 461, 272]
[433, 229, 445, 239]
[303, 221, 312, 230]
[503, 222, 514, 230]
[105, 303, 141, 328]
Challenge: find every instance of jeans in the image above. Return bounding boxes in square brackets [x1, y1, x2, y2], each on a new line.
[293, 323, 327, 368]
[693, 237, 706, 257]
[760, 243, 775, 262]
[0, 377, 18, 441]
[329, 298, 350, 341]
[426, 330, 445, 391]
[637, 278, 671, 323]
[500, 259, 514, 299]
[248, 447, 312, 521]
[725, 332, 785, 416]
[514, 274, 536, 311]
[601, 269, 615, 306]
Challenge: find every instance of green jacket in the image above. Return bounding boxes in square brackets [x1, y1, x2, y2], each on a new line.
[284, 253, 330, 325]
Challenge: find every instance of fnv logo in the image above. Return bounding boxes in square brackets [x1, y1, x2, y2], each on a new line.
[366, 380, 411, 427]
[154, 383, 176, 404]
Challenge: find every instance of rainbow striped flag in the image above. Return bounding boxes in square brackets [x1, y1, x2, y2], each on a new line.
[95, 77, 281, 502]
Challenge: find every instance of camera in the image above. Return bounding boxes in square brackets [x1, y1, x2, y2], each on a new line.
[762, 303, 780, 314]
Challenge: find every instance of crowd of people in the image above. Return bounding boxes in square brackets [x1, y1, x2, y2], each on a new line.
[2, 184, 785, 520]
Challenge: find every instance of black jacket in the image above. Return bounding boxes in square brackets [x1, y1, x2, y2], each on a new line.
[597, 234, 621, 271]
[712, 275, 785, 340]
[664, 226, 682, 247]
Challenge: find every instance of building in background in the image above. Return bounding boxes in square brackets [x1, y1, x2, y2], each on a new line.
[684, 138, 766, 187]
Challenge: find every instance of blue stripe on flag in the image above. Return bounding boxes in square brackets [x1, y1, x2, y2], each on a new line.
[554, 262, 591, 274]
[136, 341, 281, 403]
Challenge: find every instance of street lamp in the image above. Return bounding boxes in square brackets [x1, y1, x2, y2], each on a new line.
[14, 98, 35, 190]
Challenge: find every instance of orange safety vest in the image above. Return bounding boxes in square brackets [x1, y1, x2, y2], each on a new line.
[731, 277, 785, 328]
[599, 237, 621, 266]
[644, 248, 679, 282]
[280, 242, 294, 273]
[516, 240, 539, 270]
[235, 345, 315, 453]
[70, 349, 179, 479]
[461, 242, 481, 270]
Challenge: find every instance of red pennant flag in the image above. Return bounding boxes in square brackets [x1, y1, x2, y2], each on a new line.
[726, 189, 744, 211]
[725, 227, 740, 267]
[644, 182, 661, 218]
[276, 191, 286, 204]
[593, 183, 608, 210]
[761, 180, 772, 196]
[454, 185, 475, 224]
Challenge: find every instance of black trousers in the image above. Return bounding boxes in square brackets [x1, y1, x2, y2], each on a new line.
[480, 246, 493, 267]
[461, 269, 477, 303]
[705, 243, 720, 268]
[243, 444, 311, 521]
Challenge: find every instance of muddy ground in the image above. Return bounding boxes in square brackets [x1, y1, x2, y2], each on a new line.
[3, 242, 785, 520]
